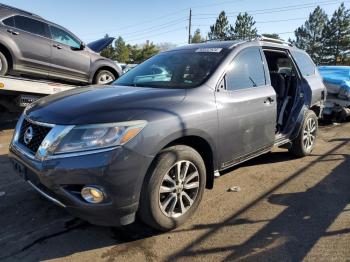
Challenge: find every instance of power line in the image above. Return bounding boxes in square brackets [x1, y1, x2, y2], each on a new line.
[124, 27, 187, 43]
[115, 18, 188, 38]
[81, 0, 245, 39]
[82, 17, 187, 39]
[85, 0, 348, 44]
[193, 0, 349, 17]
[191, 17, 308, 27]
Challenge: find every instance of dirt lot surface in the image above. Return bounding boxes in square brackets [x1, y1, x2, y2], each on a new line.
[0, 122, 349, 262]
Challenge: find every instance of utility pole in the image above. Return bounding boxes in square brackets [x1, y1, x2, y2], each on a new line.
[188, 8, 192, 44]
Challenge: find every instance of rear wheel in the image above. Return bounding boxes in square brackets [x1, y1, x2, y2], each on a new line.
[0, 51, 8, 76]
[139, 145, 206, 231]
[289, 110, 318, 157]
[94, 70, 115, 85]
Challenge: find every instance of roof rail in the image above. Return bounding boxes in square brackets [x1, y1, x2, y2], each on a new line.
[0, 4, 42, 18]
[255, 35, 293, 47]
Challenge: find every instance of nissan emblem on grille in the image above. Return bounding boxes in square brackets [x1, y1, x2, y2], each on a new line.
[24, 126, 34, 145]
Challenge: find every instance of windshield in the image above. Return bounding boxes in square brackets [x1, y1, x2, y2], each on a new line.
[113, 48, 229, 88]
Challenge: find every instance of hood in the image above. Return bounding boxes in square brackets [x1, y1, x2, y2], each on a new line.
[87, 37, 115, 53]
[25, 85, 186, 125]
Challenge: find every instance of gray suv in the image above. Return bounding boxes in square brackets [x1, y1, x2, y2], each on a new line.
[0, 4, 121, 84]
[9, 39, 326, 231]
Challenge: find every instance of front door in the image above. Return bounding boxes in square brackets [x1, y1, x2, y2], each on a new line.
[49, 25, 90, 83]
[216, 47, 277, 169]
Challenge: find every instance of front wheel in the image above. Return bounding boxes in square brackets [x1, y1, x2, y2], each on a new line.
[94, 70, 115, 85]
[139, 145, 206, 231]
[289, 110, 318, 157]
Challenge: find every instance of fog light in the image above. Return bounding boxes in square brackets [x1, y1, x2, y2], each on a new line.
[81, 186, 105, 203]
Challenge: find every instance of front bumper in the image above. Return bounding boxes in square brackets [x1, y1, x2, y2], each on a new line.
[9, 143, 153, 226]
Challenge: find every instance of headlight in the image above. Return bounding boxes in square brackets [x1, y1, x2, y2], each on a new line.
[54, 121, 146, 154]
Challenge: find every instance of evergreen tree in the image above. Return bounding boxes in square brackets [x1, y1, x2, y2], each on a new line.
[128, 44, 141, 63]
[114, 36, 129, 63]
[323, 3, 350, 64]
[192, 29, 204, 43]
[130, 41, 159, 63]
[141, 41, 159, 60]
[294, 6, 328, 64]
[208, 11, 230, 40]
[230, 12, 258, 40]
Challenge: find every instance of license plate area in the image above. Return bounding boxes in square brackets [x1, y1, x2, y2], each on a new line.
[12, 159, 27, 180]
[11, 159, 40, 185]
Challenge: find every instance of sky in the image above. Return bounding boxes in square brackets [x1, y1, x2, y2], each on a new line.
[1, 0, 348, 46]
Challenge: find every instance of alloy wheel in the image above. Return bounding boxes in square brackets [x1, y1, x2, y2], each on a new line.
[98, 73, 114, 84]
[303, 117, 317, 150]
[159, 160, 200, 218]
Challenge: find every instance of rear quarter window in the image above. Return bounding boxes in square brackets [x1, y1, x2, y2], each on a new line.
[2, 16, 14, 27]
[292, 51, 316, 77]
[13, 15, 48, 38]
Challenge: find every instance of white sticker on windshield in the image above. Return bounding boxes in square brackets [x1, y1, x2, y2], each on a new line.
[195, 48, 223, 53]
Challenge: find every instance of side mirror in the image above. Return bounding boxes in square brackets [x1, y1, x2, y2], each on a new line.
[80, 42, 85, 50]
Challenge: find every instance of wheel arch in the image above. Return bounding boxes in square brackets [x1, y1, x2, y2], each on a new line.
[0, 42, 13, 70]
[92, 66, 120, 83]
[164, 136, 215, 189]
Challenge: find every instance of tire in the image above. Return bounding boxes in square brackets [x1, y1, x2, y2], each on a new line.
[289, 110, 318, 157]
[93, 70, 115, 85]
[0, 51, 8, 76]
[139, 145, 206, 231]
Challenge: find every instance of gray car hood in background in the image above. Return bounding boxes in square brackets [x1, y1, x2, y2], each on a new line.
[87, 37, 115, 53]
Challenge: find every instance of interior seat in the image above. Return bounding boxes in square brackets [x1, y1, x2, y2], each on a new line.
[270, 72, 286, 111]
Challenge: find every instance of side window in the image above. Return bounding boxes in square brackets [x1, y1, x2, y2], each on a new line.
[226, 47, 266, 91]
[2, 16, 14, 27]
[50, 26, 81, 49]
[13, 15, 47, 37]
[291, 51, 316, 77]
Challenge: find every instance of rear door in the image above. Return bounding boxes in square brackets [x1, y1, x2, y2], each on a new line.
[291, 50, 325, 107]
[3, 15, 51, 77]
[216, 47, 277, 168]
[48, 25, 90, 83]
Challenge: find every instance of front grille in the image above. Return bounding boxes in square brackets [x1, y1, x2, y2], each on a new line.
[18, 119, 52, 153]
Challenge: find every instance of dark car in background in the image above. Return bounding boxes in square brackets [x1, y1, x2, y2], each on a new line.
[0, 4, 122, 85]
[9, 38, 325, 231]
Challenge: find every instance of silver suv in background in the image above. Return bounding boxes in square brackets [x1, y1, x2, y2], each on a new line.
[0, 4, 122, 85]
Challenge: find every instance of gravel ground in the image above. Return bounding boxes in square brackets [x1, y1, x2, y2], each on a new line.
[0, 122, 349, 262]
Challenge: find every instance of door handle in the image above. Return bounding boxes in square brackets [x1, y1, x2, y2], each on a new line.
[7, 29, 19, 35]
[264, 97, 274, 104]
[53, 44, 62, 49]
